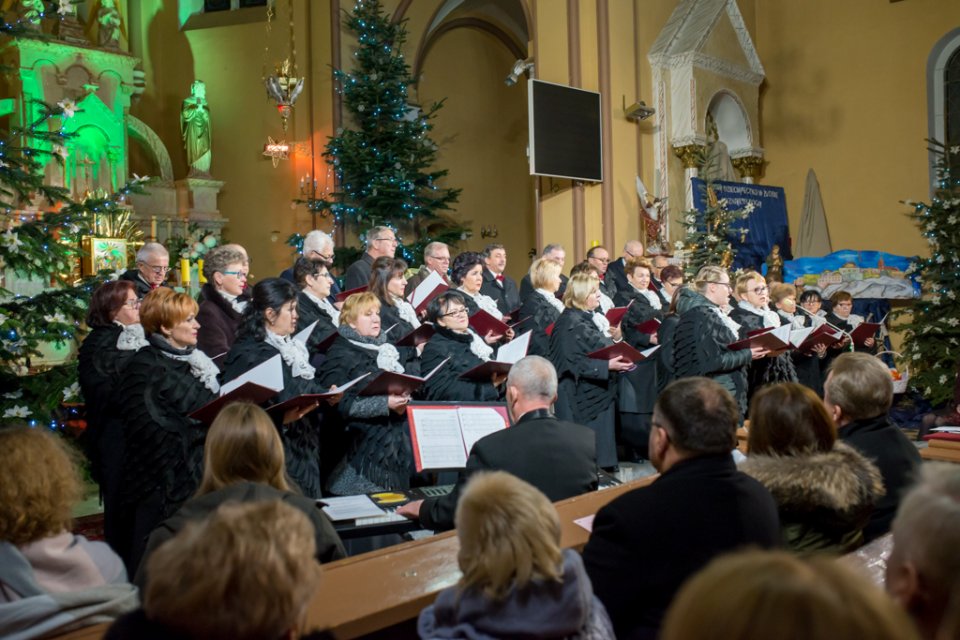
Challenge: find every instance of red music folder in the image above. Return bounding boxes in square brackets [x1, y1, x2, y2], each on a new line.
[604, 301, 633, 327]
[394, 323, 435, 348]
[635, 318, 662, 335]
[189, 382, 280, 425]
[408, 270, 449, 314]
[358, 357, 450, 396]
[587, 342, 659, 364]
[849, 321, 882, 347]
[468, 309, 510, 337]
[335, 285, 368, 303]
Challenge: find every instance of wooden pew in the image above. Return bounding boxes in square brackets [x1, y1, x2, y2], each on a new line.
[52, 475, 656, 640]
[921, 438, 960, 463]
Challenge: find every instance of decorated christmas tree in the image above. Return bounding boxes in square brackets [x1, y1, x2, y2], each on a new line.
[896, 141, 960, 406]
[676, 145, 753, 277]
[300, 0, 466, 267]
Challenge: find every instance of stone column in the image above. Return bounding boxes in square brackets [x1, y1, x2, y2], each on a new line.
[732, 155, 764, 184]
[673, 144, 705, 210]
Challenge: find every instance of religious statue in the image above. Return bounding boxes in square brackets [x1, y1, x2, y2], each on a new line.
[766, 244, 784, 283]
[181, 80, 212, 176]
[97, 0, 122, 47]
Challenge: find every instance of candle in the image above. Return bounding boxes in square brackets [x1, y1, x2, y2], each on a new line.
[180, 258, 191, 284]
[150, 216, 157, 240]
[197, 259, 206, 284]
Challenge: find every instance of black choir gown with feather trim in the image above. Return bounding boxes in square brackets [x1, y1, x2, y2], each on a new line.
[517, 291, 562, 358]
[420, 326, 502, 403]
[613, 287, 663, 455]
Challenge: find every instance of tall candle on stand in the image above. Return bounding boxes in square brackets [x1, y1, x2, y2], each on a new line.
[150, 216, 157, 240]
[197, 259, 206, 284]
[180, 258, 191, 285]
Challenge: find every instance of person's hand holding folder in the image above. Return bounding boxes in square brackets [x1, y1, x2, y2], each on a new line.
[608, 355, 633, 372]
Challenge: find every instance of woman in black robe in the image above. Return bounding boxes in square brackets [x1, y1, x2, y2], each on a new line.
[369, 256, 422, 374]
[114, 288, 220, 574]
[196, 245, 249, 368]
[517, 258, 565, 357]
[78, 280, 149, 556]
[451, 251, 514, 345]
[613, 257, 664, 458]
[420, 291, 505, 403]
[223, 278, 333, 499]
[293, 256, 339, 366]
[549, 273, 632, 470]
[770, 282, 827, 396]
[317, 292, 418, 494]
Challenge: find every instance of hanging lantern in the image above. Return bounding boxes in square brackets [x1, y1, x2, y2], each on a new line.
[264, 58, 304, 131]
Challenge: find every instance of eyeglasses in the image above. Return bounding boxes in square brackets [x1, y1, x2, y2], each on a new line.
[441, 307, 468, 318]
[315, 271, 332, 279]
[222, 271, 248, 280]
[374, 237, 399, 244]
[307, 249, 333, 262]
[122, 299, 140, 309]
[713, 281, 733, 290]
[751, 286, 769, 295]
[141, 263, 170, 274]
[665, 280, 683, 287]
[429, 255, 451, 263]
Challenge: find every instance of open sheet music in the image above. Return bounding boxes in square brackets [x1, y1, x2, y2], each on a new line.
[408, 270, 449, 314]
[407, 403, 510, 471]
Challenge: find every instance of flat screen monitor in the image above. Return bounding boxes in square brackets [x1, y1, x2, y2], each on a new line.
[528, 79, 602, 182]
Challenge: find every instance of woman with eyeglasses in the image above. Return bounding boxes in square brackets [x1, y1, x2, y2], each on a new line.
[771, 283, 827, 396]
[78, 280, 149, 557]
[114, 288, 220, 574]
[293, 256, 340, 364]
[196, 245, 250, 369]
[728, 271, 798, 403]
[550, 273, 633, 471]
[223, 278, 338, 499]
[369, 256, 422, 374]
[517, 258, 565, 357]
[420, 291, 505, 403]
[673, 265, 768, 417]
[825, 291, 877, 353]
[317, 292, 420, 494]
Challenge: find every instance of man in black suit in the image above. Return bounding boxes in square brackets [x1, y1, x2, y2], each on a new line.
[519, 244, 568, 300]
[586, 245, 617, 300]
[479, 243, 520, 316]
[119, 242, 171, 298]
[582, 377, 780, 640]
[404, 241, 452, 298]
[824, 352, 921, 542]
[279, 230, 341, 301]
[605, 239, 644, 295]
[343, 226, 397, 290]
[396, 355, 599, 531]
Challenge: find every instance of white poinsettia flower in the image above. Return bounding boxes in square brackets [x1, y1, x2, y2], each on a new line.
[706, 234, 719, 243]
[57, 98, 77, 118]
[110, 268, 125, 281]
[3, 405, 31, 418]
[940, 374, 949, 385]
[57, 0, 75, 15]
[931, 295, 942, 305]
[53, 144, 69, 159]
[3, 389, 22, 399]
[947, 318, 959, 327]
[0, 160, 7, 169]
[951, 145, 960, 154]
[948, 290, 957, 300]
[131, 173, 150, 184]
[674, 240, 685, 250]
[1, 229, 23, 250]
[43, 312, 69, 324]
[744, 202, 756, 214]
[62, 382, 81, 402]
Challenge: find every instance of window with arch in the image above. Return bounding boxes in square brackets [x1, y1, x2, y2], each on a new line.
[930, 29, 960, 185]
[946, 47, 960, 177]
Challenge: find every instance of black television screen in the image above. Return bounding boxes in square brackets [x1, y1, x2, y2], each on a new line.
[528, 79, 602, 182]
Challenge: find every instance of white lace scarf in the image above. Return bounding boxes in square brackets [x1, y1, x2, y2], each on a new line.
[638, 287, 663, 311]
[346, 337, 405, 373]
[598, 290, 614, 314]
[778, 310, 806, 330]
[156, 338, 221, 394]
[536, 288, 565, 313]
[115, 322, 148, 351]
[467, 328, 494, 361]
[264, 329, 315, 380]
[460, 288, 503, 319]
[841, 313, 865, 329]
[737, 299, 781, 329]
[712, 305, 742, 339]
[220, 291, 248, 315]
[391, 295, 421, 329]
[591, 311, 613, 338]
[304, 290, 340, 325]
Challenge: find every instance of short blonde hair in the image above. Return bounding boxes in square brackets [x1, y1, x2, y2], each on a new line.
[529, 258, 562, 290]
[734, 270, 765, 298]
[339, 291, 381, 327]
[0, 427, 83, 545]
[455, 472, 563, 601]
[140, 287, 198, 336]
[661, 550, 920, 640]
[562, 273, 599, 311]
[825, 352, 893, 420]
[197, 402, 291, 496]
[144, 501, 322, 640]
[624, 256, 653, 278]
[693, 265, 729, 294]
[768, 282, 797, 305]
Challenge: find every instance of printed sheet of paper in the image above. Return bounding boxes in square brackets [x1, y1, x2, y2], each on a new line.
[293, 320, 319, 344]
[220, 354, 283, 395]
[409, 269, 445, 309]
[319, 495, 386, 521]
[495, 330, 532, 364]
[574, 515, 595, 533]
[411, 408, 470, 469]
[457, 407, 509, 455]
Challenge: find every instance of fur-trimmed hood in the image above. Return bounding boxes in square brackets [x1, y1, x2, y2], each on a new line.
[740, 443, 885, 534]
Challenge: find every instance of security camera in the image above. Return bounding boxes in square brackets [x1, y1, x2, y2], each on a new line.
[625, 101, 655, 121]
[505, 59, 535, 86]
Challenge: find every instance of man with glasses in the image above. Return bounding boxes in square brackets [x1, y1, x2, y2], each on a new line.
[519, 243, 568, 300]
[586, 245, 617, 300]
[344, 225, 397, 290]
[605, 239, 645, 295]
[479, 243, 520, 316]
[280, 230, 340, 301]
[404, 241, 452, 298]
[120, 242, 170, 298]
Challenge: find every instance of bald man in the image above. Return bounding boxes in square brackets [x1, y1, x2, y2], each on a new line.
[606, 239, 644, 294]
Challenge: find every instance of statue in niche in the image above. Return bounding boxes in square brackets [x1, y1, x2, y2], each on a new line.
[181, 80, 212, 176]
[703, 113, 736, 182]
[97, 0, 122, 47]
[766, 244, 784, 283]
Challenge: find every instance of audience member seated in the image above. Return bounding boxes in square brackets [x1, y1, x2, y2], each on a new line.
[370, 256, 422, 373]
[517, 257, 564, 357]
[135, 402, 345, 589]
[417, 472, 615, 640]
[317, 292, 416, 494]
[344, 225, 397, 291]
[0, 427, 137, 637]
[740, 383, 885, 553]
[519, 244, 568, 299]
[886, 463, 960, 640]
[119, 242, 170, 298]
[660, 550, 919, 640]
[479, 243, 520, 316]
[397, 356, 598, 531]
[77, 281, 148, 556]
[105, 501, 324, 640]
[824, 352, 921, 542]
[582, 377, 780, 640]
[196, 245, 250, 368]
[420, 291, 505, 403]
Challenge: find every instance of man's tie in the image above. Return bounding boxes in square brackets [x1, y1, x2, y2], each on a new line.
[495, 274, 504, 283]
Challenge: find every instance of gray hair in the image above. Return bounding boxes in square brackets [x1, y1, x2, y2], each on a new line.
[542, 243, 564, 257]
[302, 230, 333, 255]
[202, 246, 246, 282]
[424, 241, 449, 258]
[507, 356, 558, 401]
[366, 226, 393, 247]
[136, 242, 168, 263]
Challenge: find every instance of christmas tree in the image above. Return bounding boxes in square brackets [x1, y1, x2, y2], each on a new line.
[300, 0, 466, 267]
[675, 145, 753, 277]
[896, 141, 960, 405]
[0, 96, 146, 428]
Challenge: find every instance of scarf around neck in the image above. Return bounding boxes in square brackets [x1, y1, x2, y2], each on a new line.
[220, 290, 249, 315]
[459, 288, 502, 319]
[304, 289, 340, 326]
[264, 329, 315, 379]
[150, 334, 220, 393]
[738, 299, 781, 329]
[391, 295, 421, 329]
[115, 321, 148, 351]
[339, 325, 404, 373]
[536, 288, 565, 313]
[711, 305, 742, 339]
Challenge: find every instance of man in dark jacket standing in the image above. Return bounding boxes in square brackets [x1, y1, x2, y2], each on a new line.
[119, 242, 170, 298]
[825, 352, 921, 542]
[582, 377, 780, 640]
[343, 226, 397, 290]
[479, 243, 520, 316]
[396, 355, 599, 531]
